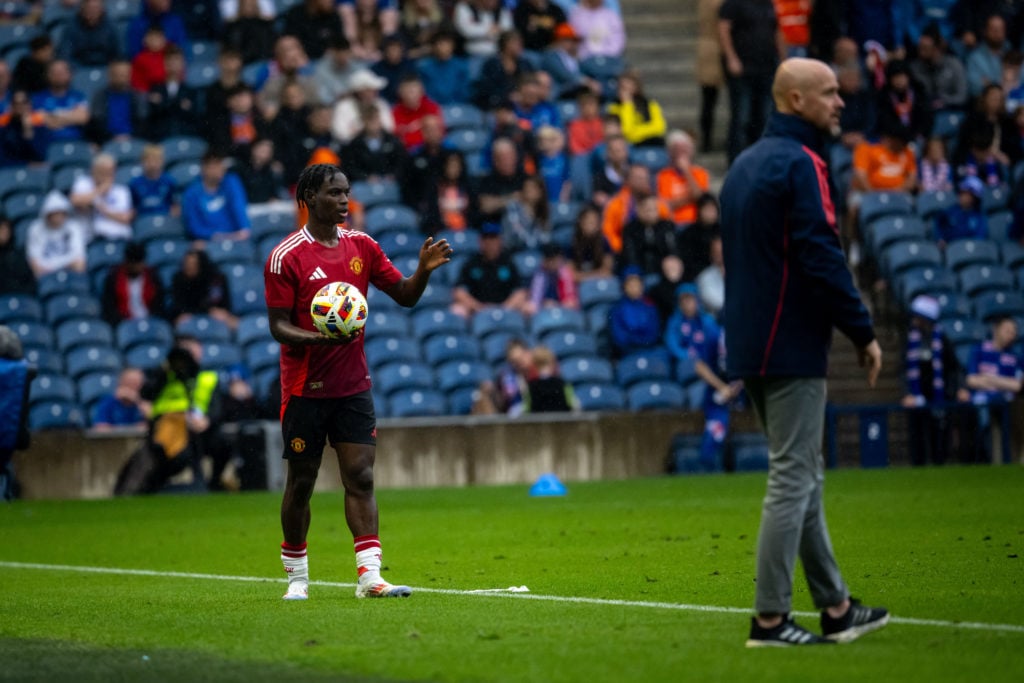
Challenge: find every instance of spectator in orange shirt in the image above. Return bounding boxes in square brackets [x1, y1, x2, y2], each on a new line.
[602, 163, 668, 254]
[773, 0, 811, 57]
[847, 122, 918, 264]
[656, 129, 711, 225]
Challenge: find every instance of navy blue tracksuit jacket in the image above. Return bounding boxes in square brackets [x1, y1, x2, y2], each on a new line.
[720, 112, 875, 380]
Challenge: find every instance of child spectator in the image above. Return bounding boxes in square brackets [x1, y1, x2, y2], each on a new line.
[693, 317, 743, 471]
[181, 152, 251, 244]
[92, 367, 147, 431]
[237, 138, 287, 204]
[603, 164, 667, 255]
[70, 153, 135, 242]
[621, 194, 679, 276]
[474, 337, 535, 416]
[529, 243, 579, 311]
[919, 137, 954, 193]
[656, 130, 711, 225]
[424, 150, 477, 233]
[568, 91, 604, 157]
[934, 177, 988, 248]
[417, 30, 470, 105]
[101, 241, 166, 326]
[609, 266, 661, 357]
[131, 145, 179, 217]
[372, 35, 416, 104]
[663, 282, 716, 363]
[503, 174, 552, 251]
[131, 25, 169, 93]
[568, 204, 613, 281]
[648, 254, 685, 324]
[524, 345, 579, 413]
[392, 74, 442, 150]
[342, 104, 407, 182]
[26, 191, 87, 278]
[536, 125, 571, 203]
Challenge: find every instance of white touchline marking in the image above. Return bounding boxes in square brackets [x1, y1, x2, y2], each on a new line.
[2, 561, 1023, 635]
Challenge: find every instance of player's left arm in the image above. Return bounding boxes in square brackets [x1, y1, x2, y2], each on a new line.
[383, 236, 453, 307]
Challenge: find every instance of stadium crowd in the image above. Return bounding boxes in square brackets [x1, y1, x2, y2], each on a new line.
[0, 0, 1021, 480]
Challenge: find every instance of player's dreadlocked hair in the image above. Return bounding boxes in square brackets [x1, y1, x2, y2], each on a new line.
[295, 164, 344, 209]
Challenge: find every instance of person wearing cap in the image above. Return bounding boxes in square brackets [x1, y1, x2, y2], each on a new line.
[664, 282, 716, 364]
[452, 221, 531, 317]
[101, 241, 167, 327]
[529, 243, 579, 312]
[513, 0, 567, 51]
[542, 23, 601, 100]
[25, 190, 87, 278]
[934, 176, 989, 248]
[609, 265, 662, 357]
[331, 68, 395, 143]
[901, 295, 961, 465]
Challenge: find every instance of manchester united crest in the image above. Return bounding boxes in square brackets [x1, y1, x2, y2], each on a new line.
[349, 257, 363, 274]
[290, 438, 306, 453]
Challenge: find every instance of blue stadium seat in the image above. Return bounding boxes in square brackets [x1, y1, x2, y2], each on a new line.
[3, 192, 42, 224]
[586, 305, 611, 334]
[205, 238, 256, 266]
[569, 154, 594, 202]
[512, 250, 541, 279]
[415, 280, 453, 312]
[87, 240, 126, 278]
[626, 380, 686, 410]
[436, 359, 490, 393]
[1001, 242, 1024, 269]
[943, 317, 987, 347]
[578, 277, 621, 310]
[350, 179, 401, 210]
[389, 388, 447, 418]
[162, 136, 208, 166]
[530, 306, 585, 337]
[46, 140, 94, 172]
[866, 214, 927, 256]
[915, 190, 956, 221]
[250, 211, 296, 240]
[374, 361, 434, 396]
[550, 201, 582, 229]
[24, 348, 63, 375]
[50, 166, 87, 194]
[365, 285, 403, 312]
[65, 346, 122, 380]
[0, 24, 37, 55]
[481, 332, 519, 365]
[574, 382, 626, 411]
[559, 356, 613, 384]
[931, 110, 965, 140]
[580, 55, 625, 79]
[616, 349, 672, 386]
[982, 184, 1010, 214]
[732, 433, 770, 472]
[423, 334, 481, 364]
[146, 239, 191, 268]
[411, 308, 466, 341]
[934, 291, 971, 320]
[175, 315, 232, 343]
[365, 310, 410, 338]
[102, 137, 147, 166]
[859, 191, 914, 229]
[364, 335, 421, 368]
[973, 291, 1024, 321]
[0, 294, 42, 324]
[471, 308, 527, 339]
[944, 239, 999, 271]
[236, 313, 273, 348]
[202, 342, 243, 370]
[897, 266, 957, 303]
[541, 329, 599, 360]
[668, 433, 709, 474]
[882, 240, 942, 277]
[436, 229, 480, 254]
[684, 380, 705, 408]
[116, 318, 174, 352]
[365, 205, 420, 235]
[9, 320, 53, 351]
[441, 104, 485, 131]
[37, 269, 91, 301]
[0, 166, 49, 201]
[134, 214, 185, 243]
[958, 264, 1016, 297]
[44, 293, 102, 324]
[447, 386, 479, 415]
[115, 164, 143, 187]
[245, 339, 280, 374]
[29, 401, 85, 430]
[674, 355, 698, 385]
[70, 66, 107, 102]
[29, 374, 75, 406]
[56, 319, 114, 354]
[557, 100, 579, 123]
[124, 343, 168, 370]
[375, 231, 422, 259]
[445, 129, 488, 155]
[186, 61, 219, 89]
[988, 210, 1014, 242]
[629, 147, 669, 172]
[78, 371, 118, 412]
[168, 161, 201, 189]
[829, 145, 853, 177]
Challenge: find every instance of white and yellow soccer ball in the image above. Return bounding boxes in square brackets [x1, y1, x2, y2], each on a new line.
[310, 282, 368, 338]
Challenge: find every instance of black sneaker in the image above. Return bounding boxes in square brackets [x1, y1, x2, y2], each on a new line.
[821, 598, 890, 642]
[745, 616, 834, 648]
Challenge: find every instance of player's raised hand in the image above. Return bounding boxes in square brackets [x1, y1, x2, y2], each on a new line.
[419, 236, 454, 272]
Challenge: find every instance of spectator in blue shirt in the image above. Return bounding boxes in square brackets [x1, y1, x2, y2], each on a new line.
[130, 145, 179, 217]
[92, 367, 147, 431]
[535, 124, 571, 202]
[934, 176, 988, 247]
[663, 283, 716, 363]
[417, 30, 470, 105]
[965, 316, 1022, 462]
[693, 318, 744, 471]
[181, 151, 251, 243]
[513, 73, 561, 133]
[31, 60, 89, 143]
[126, 0, 191, 57]
[609, 266, 661, 357]
[86, 60, 146, 144]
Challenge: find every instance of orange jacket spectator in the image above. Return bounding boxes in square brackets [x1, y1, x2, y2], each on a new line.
[773, 0, 811, 51]
[656, 164, 710, 224]
[602, 165, 668, 253]
[852, 136, 918, 191]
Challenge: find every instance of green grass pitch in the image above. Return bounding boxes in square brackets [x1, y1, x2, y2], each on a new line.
[1, 466, 1022, 683]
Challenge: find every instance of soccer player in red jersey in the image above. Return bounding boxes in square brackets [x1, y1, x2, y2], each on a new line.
[264, 164, 452, 600]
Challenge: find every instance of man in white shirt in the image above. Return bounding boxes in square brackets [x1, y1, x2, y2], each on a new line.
[70, 153, 135, 241]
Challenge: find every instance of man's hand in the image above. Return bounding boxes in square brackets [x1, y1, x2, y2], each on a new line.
[313, 328, 363, 346]
[858, 339, 883, 388]
[418, 236, 453, 272]
[726, 55, 743, 77]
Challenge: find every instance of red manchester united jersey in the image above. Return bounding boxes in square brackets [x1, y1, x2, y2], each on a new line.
[264, 226, 403, 402]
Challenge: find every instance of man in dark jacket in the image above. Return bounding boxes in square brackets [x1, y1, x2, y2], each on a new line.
[720, 58, 888, 647]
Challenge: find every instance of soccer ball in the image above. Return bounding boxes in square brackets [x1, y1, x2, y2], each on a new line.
[310, 282, 368, 338]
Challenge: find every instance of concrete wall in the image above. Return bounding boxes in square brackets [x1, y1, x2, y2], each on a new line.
[13, 411, 758, 500]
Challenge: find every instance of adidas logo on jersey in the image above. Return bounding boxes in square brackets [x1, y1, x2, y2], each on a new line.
[308, 267, 328, 280]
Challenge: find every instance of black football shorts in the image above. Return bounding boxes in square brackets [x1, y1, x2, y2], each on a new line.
[281, 391, 377, 459]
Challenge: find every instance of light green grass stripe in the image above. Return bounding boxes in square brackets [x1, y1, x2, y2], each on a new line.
[4, 560, 1023, 635]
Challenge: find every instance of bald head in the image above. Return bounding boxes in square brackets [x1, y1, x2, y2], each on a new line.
[772, 58, 844, 135]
